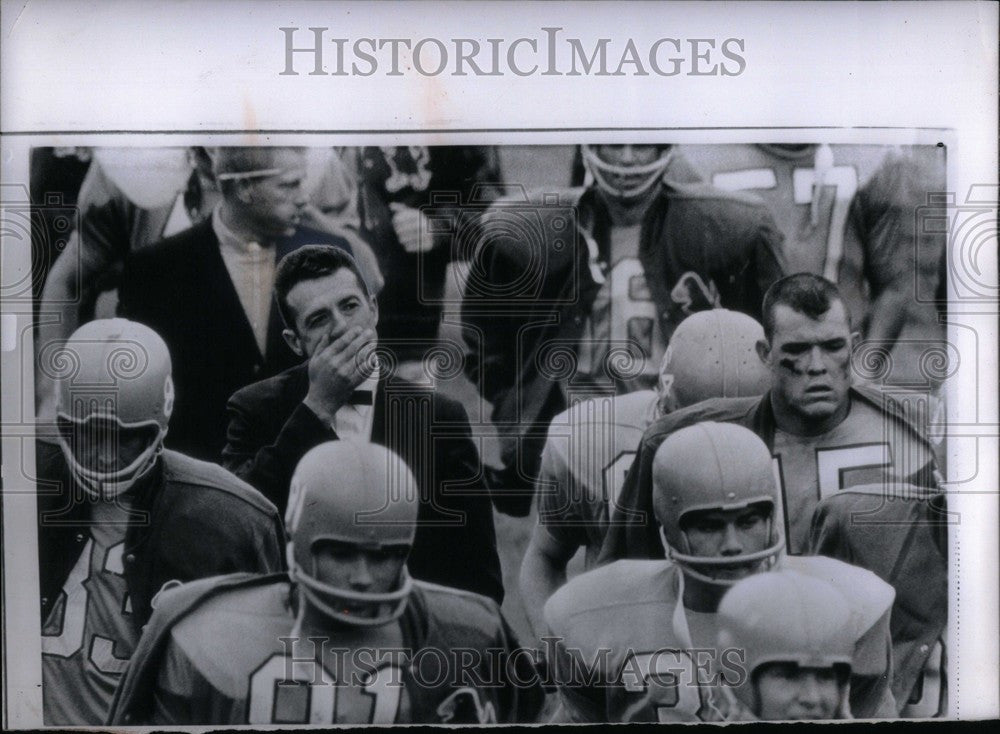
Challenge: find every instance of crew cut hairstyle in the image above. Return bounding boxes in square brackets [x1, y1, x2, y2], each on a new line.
[208, 146, 307, 194]
[274, 245, 371, 330]
[761, 273, 851, 342]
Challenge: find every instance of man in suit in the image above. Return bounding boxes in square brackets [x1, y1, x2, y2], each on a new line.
[117, 147, 381, 461]
[222, 245, 503, 603]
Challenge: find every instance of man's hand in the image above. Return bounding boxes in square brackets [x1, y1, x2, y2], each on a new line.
[302, 326, 377, 424]
[389, 202, 436, 253]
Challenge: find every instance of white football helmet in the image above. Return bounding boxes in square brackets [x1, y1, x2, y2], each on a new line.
[653, 422, 785, 586]
[658, 309, 770, 412]
[54, 319, 173, 499]
[286, 441, 419, 627]
[717, 569, 854, 718]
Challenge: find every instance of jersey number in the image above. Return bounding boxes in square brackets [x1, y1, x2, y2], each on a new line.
[247, 655, 402, 724]
[621, 650, 706, 722]
[41, 539, 131, 675]
[772, 443, 892, 499]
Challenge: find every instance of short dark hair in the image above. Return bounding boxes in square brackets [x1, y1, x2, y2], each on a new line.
[760, 273, 851, 342]
[274, 245, 370, 330]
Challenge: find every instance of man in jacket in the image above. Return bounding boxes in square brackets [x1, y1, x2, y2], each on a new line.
[117, 146, 381, 460]
[37, 319, 284, 725]
[222, 246, 503, 603]
[461, 144, 785, 515]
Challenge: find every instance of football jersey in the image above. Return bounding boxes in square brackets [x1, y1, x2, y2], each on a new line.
[543, 555, 895, 722]
[577, 223, 668, 392]
[42, 500, 140, 725]
[600, 387, 939, 566]
[537, 390, 658, 569]
[131, 576, 540, 726]
[772, 396, 937, 554]
[679, 144, 888, 323]
[680, 143, 948, 386]
[809, 489, 948, 717]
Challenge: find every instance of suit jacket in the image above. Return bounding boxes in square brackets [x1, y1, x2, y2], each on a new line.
[36, 439, 285, 629]
[222, 363, 504, 603]
[118, 219, 355, 461]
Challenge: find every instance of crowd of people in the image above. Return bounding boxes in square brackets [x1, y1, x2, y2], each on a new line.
[32, 142, 948, 723]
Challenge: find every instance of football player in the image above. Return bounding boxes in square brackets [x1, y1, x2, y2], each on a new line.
[601, 272, 940, 560]
[809, 486, 948, 716]
[717, 570, 855, 720]
[519, 309, 769, 639]
[680, 143, 947, 388]
[543, 422, 895, 723]
[37, 319, 284, 725]
[108, 441, 544, 725]
[462, 143, 785, 515]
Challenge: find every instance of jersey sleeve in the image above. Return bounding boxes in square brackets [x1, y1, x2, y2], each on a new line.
[545, 629, 609, 723]
[420, 586, 545, 724]
[808, 489, 948, 712]
[597, 425, 668, 564]
[848, 605, 898, 718]
[149, 639, 214, 725]
[536, 431, 589, 555]
[854, 150, 945, 298]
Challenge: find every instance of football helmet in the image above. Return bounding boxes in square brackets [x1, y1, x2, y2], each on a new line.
[286, 441, 419, 627]
[658, 309, 770, 412]
[581, 144, 674, 200]
[717, 569, 853, 717]
[652, 422, 784, 585]
[54, 319, 173, 499]
[92, 148, 193, 209]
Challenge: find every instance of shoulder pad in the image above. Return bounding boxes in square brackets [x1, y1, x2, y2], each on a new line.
[160, 451, 279, 516]
[413, 581, 507, 644]
[663, 180, 770, 210]
[784, 555, 895, 634]
[642, 395, 759, 448]
[544, 561, 676, 648]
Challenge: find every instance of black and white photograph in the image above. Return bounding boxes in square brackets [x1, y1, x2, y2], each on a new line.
[1, 1, 996, 727]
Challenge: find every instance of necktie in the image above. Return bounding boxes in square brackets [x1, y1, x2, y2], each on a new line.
[348, 390, 374, 406]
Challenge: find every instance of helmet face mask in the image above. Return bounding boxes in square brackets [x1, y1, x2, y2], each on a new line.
[652, 423, 785, 588]
[668, 501, 777, 584]
[56, 414, 164, 499]
[581, 144, 674, 201]
[659, 502, 780, 586]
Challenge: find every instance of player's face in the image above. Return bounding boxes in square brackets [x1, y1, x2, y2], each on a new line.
[283, 268, 378, 359]
[679, 505, 771, 580]
[313, 543, 407, 617]
[594, 144, 665, 198]
[57, 415, 156, 474]
[242, 149, 308, 239]
[755, 663, 843, 720]
[761, 302, 854, 424]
